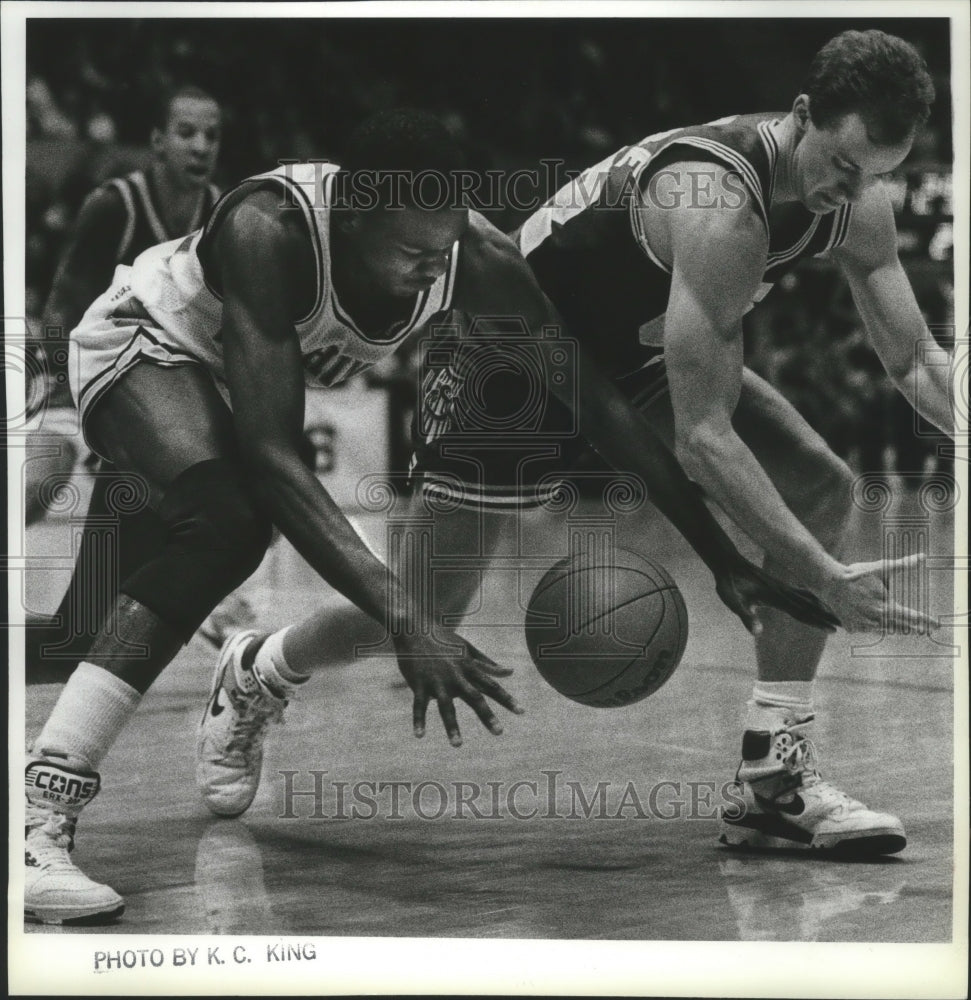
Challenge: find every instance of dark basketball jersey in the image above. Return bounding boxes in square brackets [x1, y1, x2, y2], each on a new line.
[104, 169, 220, 265]
[516, 113, 853, 378]
[32, 170, 221, 416]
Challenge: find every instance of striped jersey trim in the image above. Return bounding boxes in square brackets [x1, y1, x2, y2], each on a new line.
[330, 240, 460, 345]
[825, 203, 853, 252]
[106, 177, 138, 264]
[630, 194, 671, 274]
[672, 136, 768, 229]
[756, 119, 781, 208]
[767, 215, 822, 269]
[266, 172, 326, 324]
[419, 475, 567, 511]
[129, 171, 170, 245]
[78, 323, 201, 408]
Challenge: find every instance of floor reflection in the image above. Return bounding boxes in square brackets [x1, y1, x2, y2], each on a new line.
[195, 820, 276, 934]
[718, 853, 906, 941]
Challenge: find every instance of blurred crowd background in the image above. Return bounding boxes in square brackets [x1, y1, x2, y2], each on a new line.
[25, 16, 954, 476]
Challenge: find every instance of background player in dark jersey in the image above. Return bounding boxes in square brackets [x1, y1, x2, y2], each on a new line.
[417, 31, 951, 856]
[26, 110, 840, 926]
[25, 84, 223, 680]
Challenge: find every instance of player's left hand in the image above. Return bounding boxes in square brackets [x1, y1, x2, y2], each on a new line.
[714, 558, 842, 636]
[394, 632, 523, 747]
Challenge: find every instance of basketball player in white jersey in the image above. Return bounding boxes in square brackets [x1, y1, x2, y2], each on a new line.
[228, 34, 953, 859]
[26, 109, 845, 925]
[25, 85, 223, 681]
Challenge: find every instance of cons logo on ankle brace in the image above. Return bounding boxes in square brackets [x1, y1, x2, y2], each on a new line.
[25, 761, 100, 807]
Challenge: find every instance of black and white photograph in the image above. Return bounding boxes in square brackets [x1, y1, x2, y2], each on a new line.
[4, 2, 968, 995]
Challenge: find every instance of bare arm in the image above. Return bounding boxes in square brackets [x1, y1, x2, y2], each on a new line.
[645, 196, 848, 588]
[832, 183, 953, 436]
[658, 174, 935, 632]
[454, 213, 839, 634]
[42, 187, 129, 336]
[217, 194, 519, 743]
[215, 193, 417, 629]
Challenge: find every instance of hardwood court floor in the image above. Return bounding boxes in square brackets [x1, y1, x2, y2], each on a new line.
[21, 485, 958, 943]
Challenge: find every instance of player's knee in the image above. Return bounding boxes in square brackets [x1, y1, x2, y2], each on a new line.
[159, 459, 272, 582]
[211, 491, 273, 582]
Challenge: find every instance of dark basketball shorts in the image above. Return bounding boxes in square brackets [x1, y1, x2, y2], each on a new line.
[410, 349, 670, 511]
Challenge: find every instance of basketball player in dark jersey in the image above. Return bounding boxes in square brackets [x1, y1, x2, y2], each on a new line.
[26, 110, 842, 925]
[25, 85, 222, 680]
[408, 31, 952, 855]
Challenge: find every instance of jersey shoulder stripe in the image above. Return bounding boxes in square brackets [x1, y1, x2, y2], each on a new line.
[104, 175, 139, 264]
[201, 164, 329, 324]
[669, 135, 768, 229]
[128, 170, 170, 245]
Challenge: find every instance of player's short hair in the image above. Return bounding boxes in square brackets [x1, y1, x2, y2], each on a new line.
[151, 85, 221, 132]
[804, 30, 935, 144]
[340, 108, 469, 211]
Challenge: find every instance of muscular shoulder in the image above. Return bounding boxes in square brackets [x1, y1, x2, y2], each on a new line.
[454, 211, 536, 314]
[72, 184, 129, 238]
[641, 160, 767, 271]
[211, 186, 310, 274]
[830, 182, 898, 271]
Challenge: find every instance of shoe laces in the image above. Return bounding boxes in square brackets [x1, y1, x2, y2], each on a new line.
[779, 732, 859, 811]
[223, 687, 285, 760]
[26, 805, 77, 866]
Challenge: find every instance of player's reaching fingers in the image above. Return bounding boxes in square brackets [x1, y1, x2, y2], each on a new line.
[748, 606, 764, 637]
[845, 553, 925, 582]
[881, 552, 926, 578]
[886, 601, 940, 633]
[412, 684, 429, 739]
[461, 687, 503, 735]
[724, 590, 760, 636]
[435, 693, 463, 747]
[470, 671, 524, 715]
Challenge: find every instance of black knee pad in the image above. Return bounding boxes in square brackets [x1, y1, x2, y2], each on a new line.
[122, 459, 273, 639]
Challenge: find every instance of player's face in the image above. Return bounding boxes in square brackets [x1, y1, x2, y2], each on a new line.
[349, 206, 468, 297]
[153, 97, 222, 190]
[792, 106, 912, 214]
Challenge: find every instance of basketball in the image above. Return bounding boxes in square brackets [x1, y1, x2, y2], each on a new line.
[525, 548, 688, 708]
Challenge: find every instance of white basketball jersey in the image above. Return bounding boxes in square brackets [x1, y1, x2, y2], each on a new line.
[126, 162, 460, 389]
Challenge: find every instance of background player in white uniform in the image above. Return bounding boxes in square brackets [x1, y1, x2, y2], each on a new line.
[26, 110, 841, 926]
[25, 85, 222, 681]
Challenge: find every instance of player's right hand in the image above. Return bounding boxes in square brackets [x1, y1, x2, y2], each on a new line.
[714, 558, 842, 635]
[819, 553, 940, 633]
[393, 633, 523, 747]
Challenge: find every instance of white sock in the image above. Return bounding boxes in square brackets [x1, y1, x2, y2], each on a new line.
[251, 627, 309, 699]
[746, 680, 815, 732]
[32, 662, 141, 770]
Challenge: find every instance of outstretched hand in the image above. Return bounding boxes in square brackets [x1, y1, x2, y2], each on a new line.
[715, 558, 842, 636]
[819, 553, 939, 634]
[394, 633, 523, 747]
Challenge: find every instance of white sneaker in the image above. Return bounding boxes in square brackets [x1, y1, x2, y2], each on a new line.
[198, 591, 258, 650]
[24, 758, 124, 925]
[197, 631, 286, 817]
[719, 719, 907, 856]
